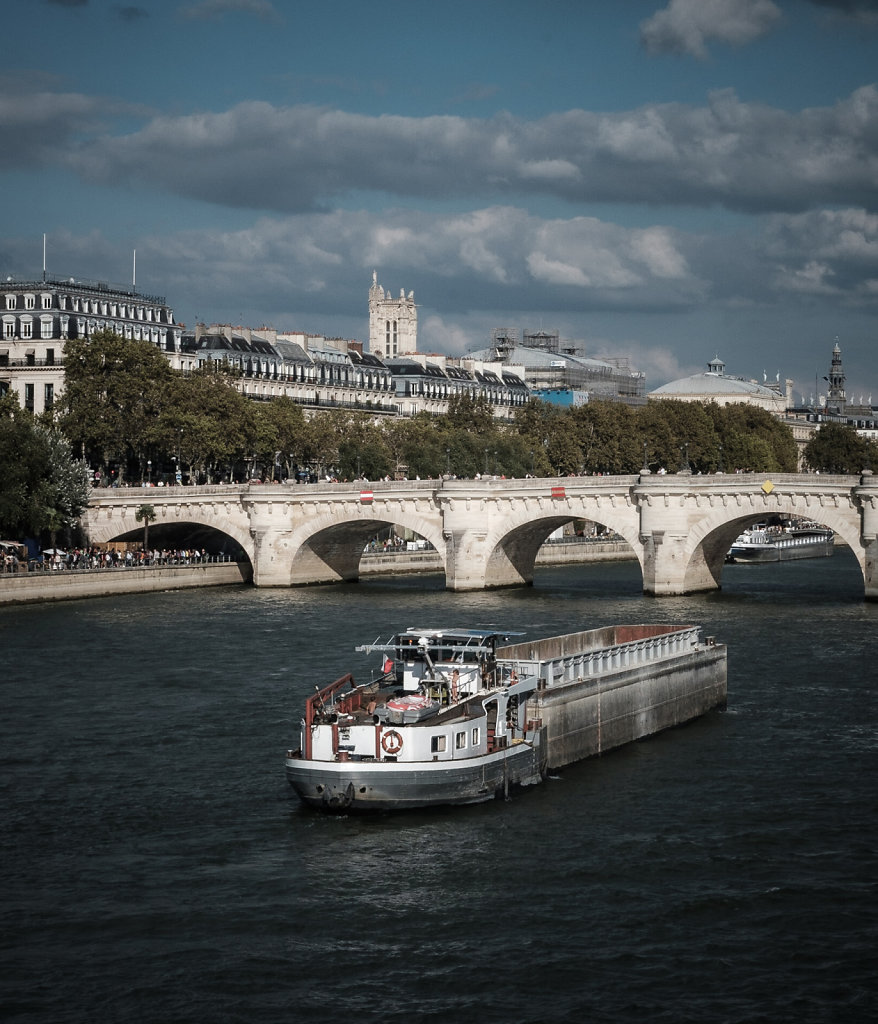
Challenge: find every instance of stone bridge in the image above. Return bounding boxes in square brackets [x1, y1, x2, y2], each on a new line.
[81, 472, 878, 599]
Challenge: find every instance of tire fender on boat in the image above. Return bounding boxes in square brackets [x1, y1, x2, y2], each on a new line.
[381, 729, 403, 755]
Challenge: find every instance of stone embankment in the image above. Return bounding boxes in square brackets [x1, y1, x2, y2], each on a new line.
[0, 538, 632, 606]
[0, 562, 251, 606]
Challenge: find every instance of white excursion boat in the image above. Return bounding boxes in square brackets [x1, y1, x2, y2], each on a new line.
[285, 622, 727, 813]
[727, 521, 834, 563]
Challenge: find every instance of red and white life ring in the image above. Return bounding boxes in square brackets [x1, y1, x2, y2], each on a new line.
[381, 729, 403, 755]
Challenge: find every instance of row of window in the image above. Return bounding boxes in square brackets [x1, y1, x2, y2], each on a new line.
[3, 292, 172, 323]
[2, 313, 179, 346]
[400, 379, 529, 405]
[203, 355, 394, 391]
[430, 726, 481, 753]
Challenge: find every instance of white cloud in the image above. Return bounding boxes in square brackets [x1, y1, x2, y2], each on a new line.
[640, 0, 782, 59]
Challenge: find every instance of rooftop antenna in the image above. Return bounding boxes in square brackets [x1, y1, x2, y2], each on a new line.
[132, 249, 136, 292]
[42, 233, 47, 283]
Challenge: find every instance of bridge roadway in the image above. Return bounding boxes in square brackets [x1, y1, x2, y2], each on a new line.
[82, 471, 878, 599]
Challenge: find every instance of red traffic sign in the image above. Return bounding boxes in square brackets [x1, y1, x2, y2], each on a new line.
[551, 485, 566, 499]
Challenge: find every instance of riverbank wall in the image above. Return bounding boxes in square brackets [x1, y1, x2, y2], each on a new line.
[0, 562, 252, 606]
[0, 540, 632, 606]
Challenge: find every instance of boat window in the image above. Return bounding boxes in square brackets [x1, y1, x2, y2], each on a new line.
[472, 727, 480, 745]
[455, 731, 467, 750]
[431, 735, 447, 753]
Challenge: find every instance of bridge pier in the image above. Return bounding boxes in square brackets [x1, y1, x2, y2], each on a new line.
[637, 474, 722, 596]
[443, 528, 531, 590]
[856, 471, 878, 601]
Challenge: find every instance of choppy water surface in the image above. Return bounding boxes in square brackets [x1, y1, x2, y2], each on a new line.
[2, 552, 876, 1023]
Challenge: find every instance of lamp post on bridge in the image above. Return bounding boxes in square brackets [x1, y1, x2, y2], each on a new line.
[679, 443, 690, 474]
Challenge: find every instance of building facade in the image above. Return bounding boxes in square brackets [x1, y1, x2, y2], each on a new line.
[467, 327, 646, 406]
[0, 274, 184, 415]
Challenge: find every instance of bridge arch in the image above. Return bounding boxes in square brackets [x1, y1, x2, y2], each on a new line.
[84, 501, 254, 562]
[456, 482, 642, 589]
[681, 498, 866, 594]
[256, 505, 447, 586]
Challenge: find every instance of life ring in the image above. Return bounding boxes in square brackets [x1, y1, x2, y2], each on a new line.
[381, 729, 403, 755]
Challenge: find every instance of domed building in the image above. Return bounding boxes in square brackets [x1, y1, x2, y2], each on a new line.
[648, 357, 790, 414]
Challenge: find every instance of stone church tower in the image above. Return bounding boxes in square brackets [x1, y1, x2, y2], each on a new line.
[368, 271, 417, 358]
[825, 338, 846, 413]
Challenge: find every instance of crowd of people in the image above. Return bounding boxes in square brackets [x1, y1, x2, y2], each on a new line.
[26, 547, 217, 572]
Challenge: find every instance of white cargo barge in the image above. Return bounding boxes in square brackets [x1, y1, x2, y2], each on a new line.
[285, 623, 727, 812]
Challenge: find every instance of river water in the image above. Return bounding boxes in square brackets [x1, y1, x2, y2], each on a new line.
[2, 552, 876, 1024]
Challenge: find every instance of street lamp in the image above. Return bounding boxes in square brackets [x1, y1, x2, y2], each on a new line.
[717, 443, 724, 474]
[679, 443, 690, 474]
[529, 450, 535, 476]
[147, 459, 151, 486]
[484, 448, 489, 476]
[445, 446, 450, 475]
[642, 441, 649, 473]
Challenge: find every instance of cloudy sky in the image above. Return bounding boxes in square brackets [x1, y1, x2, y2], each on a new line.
[3, 0, 877, 402]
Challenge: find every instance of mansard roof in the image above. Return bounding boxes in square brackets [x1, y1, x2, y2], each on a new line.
[349, 349, 388, 370]
[272, 339, 311, 364]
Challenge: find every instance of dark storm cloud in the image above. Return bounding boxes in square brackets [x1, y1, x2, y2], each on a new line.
[0, 85, 127, 171]
[59, 87, 878, 215]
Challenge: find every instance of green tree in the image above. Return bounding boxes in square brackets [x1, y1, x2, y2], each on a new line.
[569, 402, 641, 474]
[0, 396, 89, 540]
[253, 396, 308, 480]
[445, 392, 495, 436]
[706, 403, 797, 473]
[803, 422, 876, 474]
[60, 330, 175, 481]
[638, 400, 720, 473]
[135, 504, 157, 551]
[164, 368, 253, 482]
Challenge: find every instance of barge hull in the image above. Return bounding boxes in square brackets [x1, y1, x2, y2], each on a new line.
[533, 645, 727, 770]
[286, 740, 545, 812]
